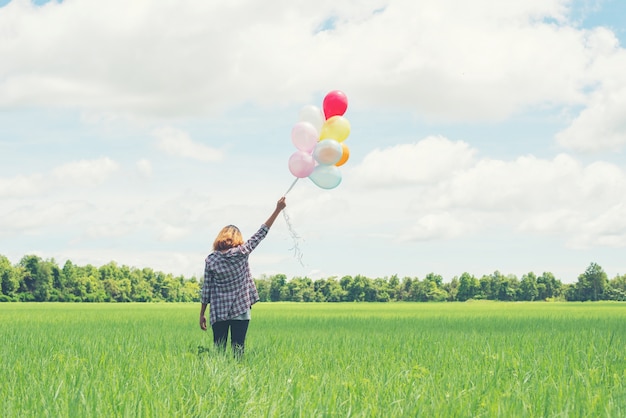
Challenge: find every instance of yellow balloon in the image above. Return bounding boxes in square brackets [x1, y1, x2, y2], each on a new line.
[319, 116, 351, 142]
[335, 143, 350, 167]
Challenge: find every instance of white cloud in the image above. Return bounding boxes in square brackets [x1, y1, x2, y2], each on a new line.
[153, 127, 223, 162]
[156, 224, 190, 242]
[135, 159, 152, 178]
[83, 213, 141, 239]
[350, 136, 476, 187]
[52, 157, 119, 186]
[555, 29, 626, 151]
[0, 157, 119, 198]
[0, 174, 44, 197]
[518, 209, 582, 235]
[427, 154, 583, 212]
[401, 211, 479, 241]
[0, 0, 616, 124]
[335, 136, 626, 247]
[556, 83, 626, 151]
[1, 0, 622, 154]
[0, 200, 92, 235]
[571, 203, 626, 248]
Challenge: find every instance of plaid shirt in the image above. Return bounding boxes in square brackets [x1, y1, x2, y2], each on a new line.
[202, 224, 268, 325]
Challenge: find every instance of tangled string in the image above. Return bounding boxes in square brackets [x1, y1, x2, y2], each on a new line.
[282, 210, 305, 267]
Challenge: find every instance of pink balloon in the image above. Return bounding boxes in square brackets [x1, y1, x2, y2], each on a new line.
[291, 121, 319, 152]
[288, 151, 315, 178]
[323, 90, 348, 119]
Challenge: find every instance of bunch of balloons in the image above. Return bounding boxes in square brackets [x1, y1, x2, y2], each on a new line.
[287, 90, 351, 189]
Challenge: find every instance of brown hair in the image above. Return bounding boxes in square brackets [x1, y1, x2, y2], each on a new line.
[213, 225, 244, 251]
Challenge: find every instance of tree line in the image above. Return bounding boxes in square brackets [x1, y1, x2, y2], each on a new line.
[254, 262, 626, 302]
[1, 254, 625, 303]
[0, 255, 200, 303]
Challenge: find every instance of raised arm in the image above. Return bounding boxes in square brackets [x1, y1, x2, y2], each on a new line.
[264, 197, 287, 228]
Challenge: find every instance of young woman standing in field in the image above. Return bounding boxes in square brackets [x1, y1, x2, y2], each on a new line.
[199, 197, 287, 357]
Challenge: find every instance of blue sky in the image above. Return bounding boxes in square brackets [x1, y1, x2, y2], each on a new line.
[1, 0, 626, 283]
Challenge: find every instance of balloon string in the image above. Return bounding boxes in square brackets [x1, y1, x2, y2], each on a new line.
[282, 210, 305, 268]
[284, 177, 299, 196]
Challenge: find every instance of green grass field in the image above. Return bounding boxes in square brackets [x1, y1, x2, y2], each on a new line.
[1, 302, 625, 417]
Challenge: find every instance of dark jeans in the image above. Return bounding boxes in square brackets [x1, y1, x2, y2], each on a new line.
[211, 319, 250, 357]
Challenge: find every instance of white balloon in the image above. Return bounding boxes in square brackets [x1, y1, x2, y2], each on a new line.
[299, 105, 324, 133]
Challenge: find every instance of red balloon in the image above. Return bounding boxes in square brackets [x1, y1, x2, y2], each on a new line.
[323, 90, 348, 119]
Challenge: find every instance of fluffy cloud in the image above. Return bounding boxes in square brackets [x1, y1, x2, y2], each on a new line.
[0, 157, 121, 238]
[52, 157, 119, 186]
[0, 173, 44, 197]
[135, 159, 153, 178]
[0, 200, 92, 235]
[2, 0, 624, 152]
[555, 29, 626, 151]
[350, 136, 476, 187]
[153, 127, 223, 162]
[556, 82, 626, 152]
[338, 136, 626, 246]
[0, 157, 119, 198]
[401, 211, 479, 241]
[0, 0, 613, 120]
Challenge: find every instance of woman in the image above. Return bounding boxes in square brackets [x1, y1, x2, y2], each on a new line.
[199, 197, 286, 357]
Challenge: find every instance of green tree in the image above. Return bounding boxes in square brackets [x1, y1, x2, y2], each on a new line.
[563, 283, 577, 301]
[372, 278, 391, 302]
[397, 277, 414, 301]
[160, 275, 182, 301]
[19, 255, 53, 301]
[287, 277, 315, 302]
[314, 277, 344, 302]
[270, 274, 288, 301]
[313, 278, 328, 301]
[98, 261, 130, 301]
[387, 274, 401, 301]
[575, 262, 608, 301]
[128, 267, 153, 301]
[255, 275, 271, 301]
[478, 274, 495, 300]
[339, 275, 354, 301]
[520, 272, 539, 301]
[457, 272, 479, 301]
[494, 274, 518, 301]
[60, 260, 81, 301]
[0, 255, 19, 299]
[76, 274, 106, 302]
[444, 277, 459, 301]
[343, 275, 369, 302]
[607, 274, 626, 301]
[475, 275, 487, 299]
[421, 273, 448, 302]
[180, 278, 200, 302]
[132, 276, 154, 301]
[537, 272, 562, 300]
[406, 278, 423, 301]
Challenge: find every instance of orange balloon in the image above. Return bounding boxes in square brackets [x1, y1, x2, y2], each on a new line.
[335, 143, 350, 167]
